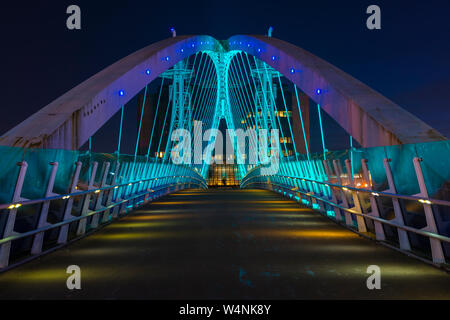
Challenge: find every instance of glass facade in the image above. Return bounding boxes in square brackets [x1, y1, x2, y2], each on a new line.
[207, 164, 240, 187]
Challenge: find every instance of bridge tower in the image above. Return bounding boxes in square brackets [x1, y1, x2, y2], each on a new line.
[161, 60, 193, 162]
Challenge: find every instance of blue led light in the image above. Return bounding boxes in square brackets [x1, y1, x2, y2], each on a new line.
[145, 69, 151, 75]
[257, 48, 261, 53]
[119, 90, 125, 96]
[247, 43, 251, 47]
[290, 68, 295, 74]
[271, 56, 276, 61]
[181, 48, 184, 53]
[316, 89, 322, 95]
[191, 43, 195, 48]
[165, 56, 170, 61]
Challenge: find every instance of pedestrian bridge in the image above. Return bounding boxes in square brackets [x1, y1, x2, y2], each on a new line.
[0, 34, 449, 298]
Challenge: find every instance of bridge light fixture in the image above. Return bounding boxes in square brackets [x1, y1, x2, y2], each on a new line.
[316, 89, 322, 95]
[62, 195, 71, 200]
[290, 68, 295, 74]
[145, 69, 151, 75]
[119, 90, 125, 96]
[94, 189, 101, 194]
[371, 192, 380, 197]
[419, 199, 432, 205]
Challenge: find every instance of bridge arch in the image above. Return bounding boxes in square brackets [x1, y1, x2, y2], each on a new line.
[227, 35, 446, 147]
[0, 34, 445, 150]
[0, 35, 223, 150]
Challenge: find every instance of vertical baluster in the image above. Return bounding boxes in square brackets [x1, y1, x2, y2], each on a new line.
[0, 161, 29, 268]
[107, 161, 121, 221]
[323, 160, 342, 222]
[332, 160, 353, 226]
[76, 161, 98, 236]
[90, 162, 110, 228]
[361, 159, 385, 240]
[345, 159, 367, 232]
[412, 157, 445, 263]
[57, 161, 82, 244]
[31, 162, 59, 255]
[382, 158, 411, 251]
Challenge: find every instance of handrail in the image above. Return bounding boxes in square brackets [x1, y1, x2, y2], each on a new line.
[0, 181, 200, 246]
[241, 174, 450, 207]
[0, 174, 207, 210]
[245, 180, 450, 244]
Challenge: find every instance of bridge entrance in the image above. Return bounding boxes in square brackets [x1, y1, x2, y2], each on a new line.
[206, 164, 240, 187]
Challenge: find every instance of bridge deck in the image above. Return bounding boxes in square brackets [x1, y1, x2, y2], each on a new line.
[0, 189, 449, 299]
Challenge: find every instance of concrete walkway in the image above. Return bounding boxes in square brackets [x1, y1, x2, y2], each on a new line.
[0, 189, 449, 299]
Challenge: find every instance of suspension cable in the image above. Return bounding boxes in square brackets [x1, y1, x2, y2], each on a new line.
[134, 84, 148, 160]
[293, 85, 310, 160]
[146, 77, 165, 159]
[317, 104, 327, 160]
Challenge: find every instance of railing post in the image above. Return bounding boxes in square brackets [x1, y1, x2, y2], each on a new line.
[412, 157, 445, 263]
[76, 161, 98, 236]
[0, 161, 29, 268]
[105, 161, 120, 221]
[382, 158, 411, 251]
[322, 160, 342, 222]
[332, 160, 353, 226]
[345, 159, 367, 232]
[31, 162, 59, 255]
[57, 161, 82, 244]
[90, 162, 110, 228]
[361, 159, 385, 241]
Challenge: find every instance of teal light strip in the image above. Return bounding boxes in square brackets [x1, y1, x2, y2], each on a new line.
[317, 104, 327, 160]
[117, 105, 124, 154]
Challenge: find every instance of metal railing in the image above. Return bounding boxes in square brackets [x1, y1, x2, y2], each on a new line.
[0, 158, 207, 270]
[241, 156, 450, 265]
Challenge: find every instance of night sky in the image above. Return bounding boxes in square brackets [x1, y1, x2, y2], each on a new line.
[1, 0, 449, 154]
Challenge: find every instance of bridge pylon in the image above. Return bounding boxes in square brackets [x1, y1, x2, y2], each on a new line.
[201, 51, 247, 179]
[160, 60, 193, 163]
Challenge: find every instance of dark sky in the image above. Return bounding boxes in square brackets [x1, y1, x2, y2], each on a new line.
[0, 0, 449, 154]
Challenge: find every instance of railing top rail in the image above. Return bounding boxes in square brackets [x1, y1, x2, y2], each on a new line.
[0, 174, 207, 210]
[241, 174, 450, 207]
